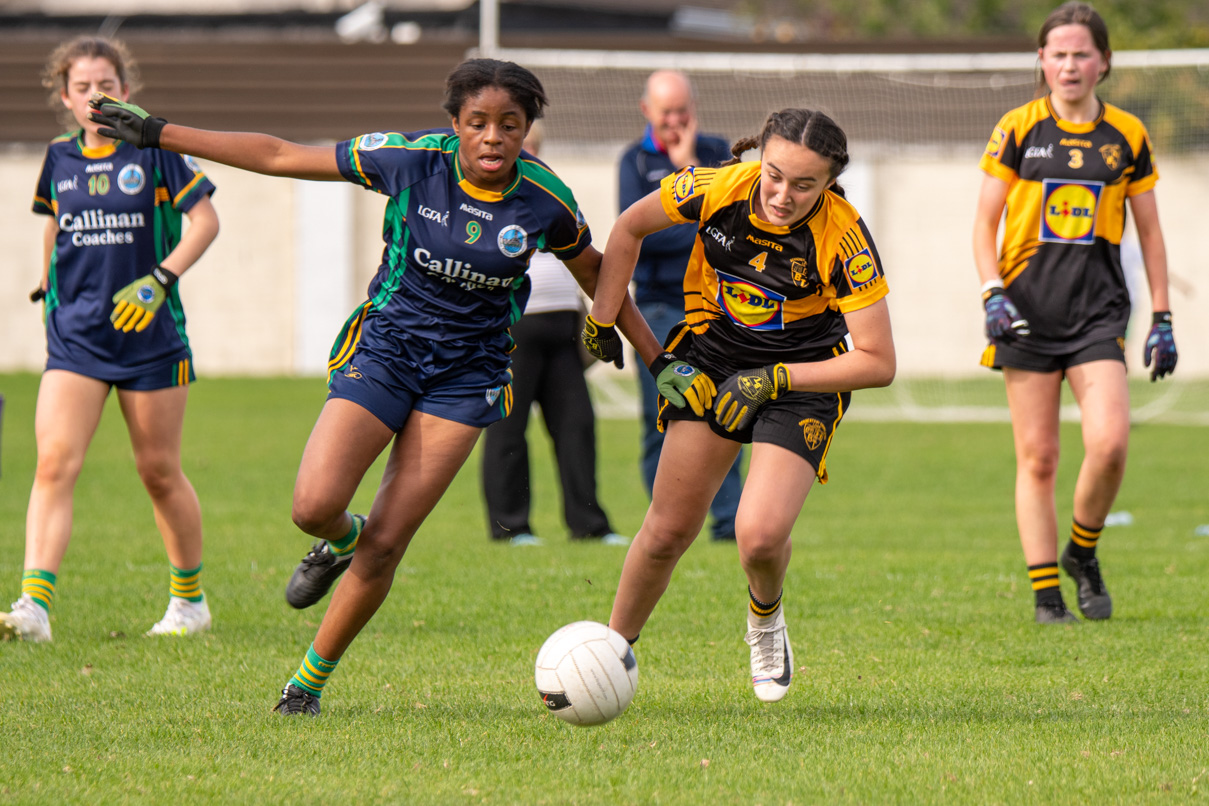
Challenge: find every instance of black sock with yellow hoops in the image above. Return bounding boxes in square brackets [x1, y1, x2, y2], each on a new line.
[1027, 563, 1063, 607]
[749, 587, 782, 622]
[1066, 518, 1103, 561]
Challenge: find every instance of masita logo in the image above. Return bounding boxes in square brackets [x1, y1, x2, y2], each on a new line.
[715, 269, 785, 331]
[1040, 179, 1102, 245]
[117, 163, 145, 195]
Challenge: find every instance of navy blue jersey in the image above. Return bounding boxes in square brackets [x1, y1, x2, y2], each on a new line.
[335, 129, 590, 346]
[32, 131, 215, 379]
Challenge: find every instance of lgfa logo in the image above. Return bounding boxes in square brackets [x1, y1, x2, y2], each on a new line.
[715, 270, 785, 331]
[1040, 179, 1102, 245]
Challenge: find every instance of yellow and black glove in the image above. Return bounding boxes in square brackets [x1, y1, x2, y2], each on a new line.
[714, 363, 791, 433]
[88, 93, 167, 150]
[581, 314, 624, 369]
[111, 265, 177, 333]
[649, 352, 715, 417]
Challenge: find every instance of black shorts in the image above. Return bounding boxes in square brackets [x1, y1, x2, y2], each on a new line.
[982, 337, 1125, 374]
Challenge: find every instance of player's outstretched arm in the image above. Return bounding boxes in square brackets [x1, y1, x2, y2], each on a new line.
[564, 246, 662, 369]
[88, 93, 341, 181]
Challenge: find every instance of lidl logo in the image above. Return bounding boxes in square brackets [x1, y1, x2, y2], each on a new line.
[1040, 179, 1102, 245]
[715, 269, 785, 330]
[985, 127, 1006, 159]
[844, 249, 880, 289]
[672, 168, 696, 203]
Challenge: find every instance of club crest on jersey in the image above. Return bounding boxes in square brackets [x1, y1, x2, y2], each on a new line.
[575, 207, 587, 229]
[485, 386, 501, 405]
[672, 167, 696, 203]
[789, 258, 811, 288]
[497, 225, 528, 258]
[985, 127, 1006, 159]
[844, 249, 880, 289]
[715, 269, 785, 331]
[117, 164, 145, 195]
[1099, 144, 1122, 170]
[1040, 179, 1102, 245]
[182, 155, 203, 174]
[799, 418, 826, 450]
[358, 132, 389, 151]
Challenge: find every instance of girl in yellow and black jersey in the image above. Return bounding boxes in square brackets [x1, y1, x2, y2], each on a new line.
[582, 109, 895, 704]
[973, 2, 1177, 625]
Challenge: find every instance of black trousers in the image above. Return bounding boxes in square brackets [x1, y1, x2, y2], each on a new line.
[481, 310, 613, 539]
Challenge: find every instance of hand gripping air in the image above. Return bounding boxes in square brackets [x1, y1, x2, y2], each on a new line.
[87, 92, 167, 150]
[111, 266, 177, 333]
[581, 314, 624, 369]
[1143, 311, 1177, 382]
[713, 363, 791, 433]
[649, 352, 715, 417]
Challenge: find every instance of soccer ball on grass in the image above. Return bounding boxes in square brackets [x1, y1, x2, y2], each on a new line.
[535, 621, 637, 726]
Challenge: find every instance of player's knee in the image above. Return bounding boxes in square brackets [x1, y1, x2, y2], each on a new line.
[640, 520, 697, 561]
[134, 455, 179, 498]
[33, 444, 85, 489]
[735, 526, 788, 568]
[1088, 437, 1128, 477]
[291, 496, 345, 536]
[1019, 445, 1060, 482]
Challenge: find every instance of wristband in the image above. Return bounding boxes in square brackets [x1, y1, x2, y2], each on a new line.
[980, 278, 1005, 301]
[151, 265, 179, 288]
[1153, 311, 1172, 325]
[648, 352, 677, 379]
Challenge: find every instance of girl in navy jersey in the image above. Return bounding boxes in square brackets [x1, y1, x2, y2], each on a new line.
[0, 37, 219, 644]
[90, 58, 658, 715]
[584, 109, 896, 704]
[973, 2, 1177, 624]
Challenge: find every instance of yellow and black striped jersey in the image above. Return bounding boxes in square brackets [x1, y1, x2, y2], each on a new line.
[659, 160, 888, 375]
[979, 96, 1157, 353]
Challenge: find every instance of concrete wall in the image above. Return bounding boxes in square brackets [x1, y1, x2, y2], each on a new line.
[2, 145, 1205, 378]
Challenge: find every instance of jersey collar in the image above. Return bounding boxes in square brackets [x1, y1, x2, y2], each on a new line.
[451, 138, 524, 203]
[745, 176, 822, 234]
[75, 130, 121, 159]
[1044, 94, 1105, 134]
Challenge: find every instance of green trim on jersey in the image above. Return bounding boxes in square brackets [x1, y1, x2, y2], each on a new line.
[519, 158, 579, 215]
[346, 132, 452, 190]
[370, 188, 412, 310]
[152, 166, 191, 351]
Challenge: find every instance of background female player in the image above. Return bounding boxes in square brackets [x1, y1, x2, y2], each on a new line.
[973, 2, 1177, 624]
[90, 58, 660, 715]
[0, 37, 219, 643]
[583, 109, 895, 703]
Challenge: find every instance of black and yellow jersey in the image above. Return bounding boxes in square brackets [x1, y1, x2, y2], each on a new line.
[979, 95, 1157, 354]
[658, 161, 888, 377]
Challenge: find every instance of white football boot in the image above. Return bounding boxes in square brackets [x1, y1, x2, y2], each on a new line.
[0, 595, 53, 643]
[146, 596, 212, 637]
[745, 607, 793, 703]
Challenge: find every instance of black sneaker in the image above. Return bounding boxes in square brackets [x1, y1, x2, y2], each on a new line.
[1060, 544, 1112, 620]
[272, 684, 320, 716]
[285, 518, 362, 609]
[1035, 600, 1079, 624]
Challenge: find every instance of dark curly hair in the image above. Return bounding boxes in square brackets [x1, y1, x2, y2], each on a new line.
[442, 59, 548, 123]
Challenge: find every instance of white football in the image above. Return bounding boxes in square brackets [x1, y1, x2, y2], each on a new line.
[535, 620, 638, 726]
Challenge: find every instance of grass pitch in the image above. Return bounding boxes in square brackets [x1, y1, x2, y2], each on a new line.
[0, 372, 1206, 804]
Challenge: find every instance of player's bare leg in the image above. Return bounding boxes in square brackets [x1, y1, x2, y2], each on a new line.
[609, 421, 738, 640]
[310, 411, 482, 661]
[1061, 360, 1129, 619]
[1003, 368, 1075, 622]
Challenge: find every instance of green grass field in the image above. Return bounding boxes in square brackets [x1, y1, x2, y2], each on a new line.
[0, 372, 1206, 804]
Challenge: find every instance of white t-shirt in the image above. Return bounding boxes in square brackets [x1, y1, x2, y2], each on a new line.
[524, 250, 585, 315]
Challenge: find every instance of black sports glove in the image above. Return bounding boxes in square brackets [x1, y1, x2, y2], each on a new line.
[713, 363, 791, 433]
[87, 92, 166, 150]
[983, 286, 1030, 341]
[30, 287, 45, 303]
[581, 314, 624, 369]
[649, 352, 715, 417]
[1143, 311, 1177, 382]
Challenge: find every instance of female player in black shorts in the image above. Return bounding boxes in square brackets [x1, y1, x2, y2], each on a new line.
[90, 59, 659, 714]
[973, 2, 1177, 624]
[1, 36, 219, 643]
[583, 109, 896, 703]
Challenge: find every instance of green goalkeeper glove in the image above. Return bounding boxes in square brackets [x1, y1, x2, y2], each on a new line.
[649, 352, 715, 417]
[111, 266, 177, 333]
[713, 363, 792, 433]
[581, 314, 624, 369]
[88, 92, 167, 150]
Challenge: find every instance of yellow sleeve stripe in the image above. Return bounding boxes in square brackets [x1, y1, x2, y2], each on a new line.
[173, 172, 207, 207]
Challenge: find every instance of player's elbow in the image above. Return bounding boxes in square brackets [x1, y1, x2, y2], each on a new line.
[869, 350, 896, 388]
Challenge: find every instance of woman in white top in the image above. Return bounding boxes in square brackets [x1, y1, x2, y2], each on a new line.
[480, 123, 626, 546]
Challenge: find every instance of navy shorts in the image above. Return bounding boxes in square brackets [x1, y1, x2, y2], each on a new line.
[327, 308, 513, 432]
[46, 355, 195, 391]
[985, 337, 1125, 374]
